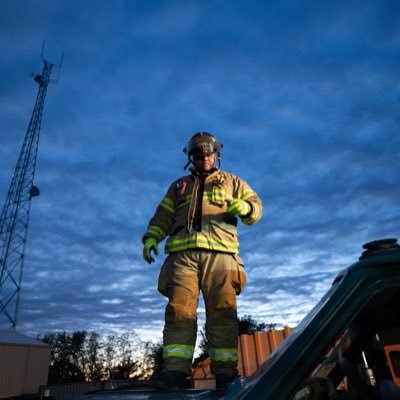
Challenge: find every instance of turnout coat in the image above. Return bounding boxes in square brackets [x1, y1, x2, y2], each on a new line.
[142, 169, 263, 254]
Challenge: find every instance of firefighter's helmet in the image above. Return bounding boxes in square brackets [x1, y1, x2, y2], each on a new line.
[183, 132, 223, 169]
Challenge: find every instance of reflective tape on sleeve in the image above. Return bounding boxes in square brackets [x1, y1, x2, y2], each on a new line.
[160, 196, 175, 213]
[146, 225, 165, 241]
[239, 189, 256, 201]
[242, 202, 261, 224]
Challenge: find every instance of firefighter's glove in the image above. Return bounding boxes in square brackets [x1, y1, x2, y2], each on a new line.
[227, 198, 252, 217]
[143, 238, 159, 264]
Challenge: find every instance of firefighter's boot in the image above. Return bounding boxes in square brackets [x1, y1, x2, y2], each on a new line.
[150, 370, 189, 390]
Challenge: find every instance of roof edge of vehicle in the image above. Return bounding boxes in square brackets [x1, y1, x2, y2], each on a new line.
[229, 237, 400, 399]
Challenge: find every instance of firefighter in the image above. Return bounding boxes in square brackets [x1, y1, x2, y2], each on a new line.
[142, 132, 263, 389]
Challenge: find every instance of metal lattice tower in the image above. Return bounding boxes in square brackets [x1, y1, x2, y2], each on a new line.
[0, 46, 62, 330]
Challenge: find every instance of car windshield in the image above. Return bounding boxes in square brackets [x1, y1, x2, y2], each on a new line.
[251, 271, 346, 377]
[291, 283, 400, 400]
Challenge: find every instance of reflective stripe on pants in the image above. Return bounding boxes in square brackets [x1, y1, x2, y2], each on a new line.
[209, 347, 238, 362]
[163, 344, 194, 359]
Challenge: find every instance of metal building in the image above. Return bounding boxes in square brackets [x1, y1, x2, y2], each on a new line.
[192, 327, 294, 389]
[0, 330, 50, 398]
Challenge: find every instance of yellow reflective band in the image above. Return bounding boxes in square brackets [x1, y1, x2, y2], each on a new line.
[163, 344, 194, 359]
[165, 236, 239, 253]
[204, 189, 225, 196]
[240, 189, 256, 201]
[204, 190, 228, 204]
[242, 203, 260, 224]
[147, 225, 165, 240]
[209, 347, 238, 362]
[160, 196, 175, 213]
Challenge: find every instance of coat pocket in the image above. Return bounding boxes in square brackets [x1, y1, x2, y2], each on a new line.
[211, 183, 227, 207]
[157, 256, 171, 297]
[231, 254, 247, 295]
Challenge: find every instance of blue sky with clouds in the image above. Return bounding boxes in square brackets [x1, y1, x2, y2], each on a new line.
[0, 0, 399, 342]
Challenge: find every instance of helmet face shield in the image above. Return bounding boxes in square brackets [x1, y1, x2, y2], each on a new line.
[184, 132, 222, 157]
[188, 141, 215, 157]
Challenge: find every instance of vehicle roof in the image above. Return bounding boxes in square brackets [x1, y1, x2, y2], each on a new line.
[82, 388, 223, 400]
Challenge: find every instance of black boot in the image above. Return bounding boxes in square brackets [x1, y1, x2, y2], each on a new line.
[215, 373, 237, 389]
[150, 370, 189, 390]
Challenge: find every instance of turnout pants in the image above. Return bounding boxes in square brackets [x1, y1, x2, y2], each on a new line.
[157, 250, 247, 376]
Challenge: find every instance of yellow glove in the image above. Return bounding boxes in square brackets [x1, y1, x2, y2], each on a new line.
[143, 238, 159, 264]
[227, 198, 252, 217]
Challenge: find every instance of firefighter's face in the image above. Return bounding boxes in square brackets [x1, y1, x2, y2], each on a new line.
[193, 152, 217, 172]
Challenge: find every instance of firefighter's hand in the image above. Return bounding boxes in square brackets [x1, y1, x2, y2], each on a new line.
[227, 198, 252, 217]
[143, 238, 159, 264]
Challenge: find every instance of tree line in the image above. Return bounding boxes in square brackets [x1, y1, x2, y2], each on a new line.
[39, 315, 275, 384]
[39, 330, 160, 384]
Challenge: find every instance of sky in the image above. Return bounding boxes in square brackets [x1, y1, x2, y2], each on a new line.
[0, 0, 399, 345]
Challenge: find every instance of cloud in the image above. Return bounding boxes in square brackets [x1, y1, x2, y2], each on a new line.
[0, 1, 398, 341]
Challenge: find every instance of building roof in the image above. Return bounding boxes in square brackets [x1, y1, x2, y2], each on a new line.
[0, 330, 50, 348]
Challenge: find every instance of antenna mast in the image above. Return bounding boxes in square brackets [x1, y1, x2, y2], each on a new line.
[0, 44, 62, 330]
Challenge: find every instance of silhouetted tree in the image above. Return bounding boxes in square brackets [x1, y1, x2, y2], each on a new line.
[85, 331, 104, 381]
[104, 334, 117, 380]
[238, 314, 276, 335]
[102, 330, 142, 380]
[70, 330, 87, 374]
[40, 329, 164, 383]
[41, 331, 86, 384]
[143, 340, 163, 377]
